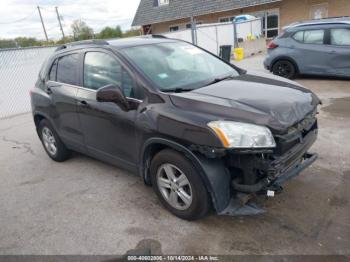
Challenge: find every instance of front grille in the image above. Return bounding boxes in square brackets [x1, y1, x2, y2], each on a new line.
[274, 112, 318, 156]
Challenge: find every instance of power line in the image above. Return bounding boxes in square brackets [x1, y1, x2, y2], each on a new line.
[0, 9, 36, 24]
[61, 13, 126, 22]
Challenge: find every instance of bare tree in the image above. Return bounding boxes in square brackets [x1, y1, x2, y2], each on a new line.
[71, 19, 94, 40]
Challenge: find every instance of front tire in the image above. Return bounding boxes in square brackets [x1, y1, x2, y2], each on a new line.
[272, 60, 297, 79]
[150, 149, 210, 220]
[38, 119, 70, 162]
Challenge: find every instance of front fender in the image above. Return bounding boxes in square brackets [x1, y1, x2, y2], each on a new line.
[140, 137, 231, 213]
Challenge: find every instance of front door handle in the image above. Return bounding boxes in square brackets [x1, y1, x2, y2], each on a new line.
[78, 100, 89, 107]
[46, 87, 52, 95]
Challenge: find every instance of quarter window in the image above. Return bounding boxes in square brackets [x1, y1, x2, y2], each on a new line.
[293, 31, 304, 42]
[331, 28, 350, 46]
[83, 52, 135, 97]
[56, 54, 79, 85]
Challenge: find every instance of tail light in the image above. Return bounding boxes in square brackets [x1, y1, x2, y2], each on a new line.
[267, 41, 279, 49]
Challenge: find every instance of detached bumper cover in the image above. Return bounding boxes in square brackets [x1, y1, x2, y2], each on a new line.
[272, 152, 317, 186]
[267, 128, 318, 186]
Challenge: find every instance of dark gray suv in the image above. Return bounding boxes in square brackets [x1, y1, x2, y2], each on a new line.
[264, 17, 350, 79]
[31, 37, 320, 220]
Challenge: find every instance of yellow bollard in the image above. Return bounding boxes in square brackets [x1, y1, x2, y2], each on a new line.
[233, 48, 244, 61]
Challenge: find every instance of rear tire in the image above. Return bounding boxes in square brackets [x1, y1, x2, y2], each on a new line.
[272, 60, 297, 79]
[38, 119, 70, 162]
[150, 149, 210, 220]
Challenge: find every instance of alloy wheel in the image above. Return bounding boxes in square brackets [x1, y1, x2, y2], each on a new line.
[156, 163, 193, 210]
[274, 61, 293, 78]
[42, 127, 57, 156]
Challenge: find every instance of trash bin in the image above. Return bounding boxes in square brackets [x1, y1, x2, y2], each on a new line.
[219, 45, 232, 62]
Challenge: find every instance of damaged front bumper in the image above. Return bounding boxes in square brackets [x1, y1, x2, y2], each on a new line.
[192, 118, 318, 217]
[220, 124, 318, 216]
[230, 128, 318, 194]
[220, 152, 317, 216]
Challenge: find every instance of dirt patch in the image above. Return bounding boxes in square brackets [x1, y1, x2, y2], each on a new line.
[343, 170, 350, 180]
[322, 97, 350, 118]
[18, 177, 45, 186]
[329, 196, 349, 207]
[125, 239, 163, 255]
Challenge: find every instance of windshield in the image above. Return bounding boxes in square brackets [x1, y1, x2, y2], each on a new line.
[121, 42, 239, 92]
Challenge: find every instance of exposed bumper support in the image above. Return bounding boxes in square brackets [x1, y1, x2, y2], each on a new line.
[231, 152, 318, 194]
[221, 152, 318, 217]
[273, 152, 317, 186]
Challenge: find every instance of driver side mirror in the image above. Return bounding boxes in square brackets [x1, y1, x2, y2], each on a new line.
[96, 84, 129, 111]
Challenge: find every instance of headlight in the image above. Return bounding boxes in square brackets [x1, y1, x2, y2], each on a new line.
[207, 121, 276, 148]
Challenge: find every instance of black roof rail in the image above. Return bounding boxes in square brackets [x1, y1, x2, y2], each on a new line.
[55, 39, 109, 51]
[285, 16, 350, 29]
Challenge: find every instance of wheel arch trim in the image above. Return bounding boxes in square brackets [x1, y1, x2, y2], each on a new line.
[33, 111, 57, 135]
[140, 137, 231, 213]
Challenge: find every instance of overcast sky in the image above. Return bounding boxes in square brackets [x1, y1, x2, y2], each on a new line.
[0, 0, 141, 40]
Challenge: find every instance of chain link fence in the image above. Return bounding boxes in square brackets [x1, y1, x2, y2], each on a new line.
[0, 46, 56, 119]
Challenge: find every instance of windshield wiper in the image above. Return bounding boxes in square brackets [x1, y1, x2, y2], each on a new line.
[162, 88, 195, 93]
[205, 74, 236, 87]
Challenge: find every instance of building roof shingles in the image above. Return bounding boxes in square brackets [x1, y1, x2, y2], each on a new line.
[132, 0, 280, 26]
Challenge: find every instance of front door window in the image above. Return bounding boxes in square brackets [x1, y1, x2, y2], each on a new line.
[83, 52, 135, 97]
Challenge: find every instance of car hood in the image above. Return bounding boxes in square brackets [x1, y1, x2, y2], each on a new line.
[169, 71, 321, 133]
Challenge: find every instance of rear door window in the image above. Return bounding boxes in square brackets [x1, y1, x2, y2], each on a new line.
[304, 30, 324, 44]
[293, 30, 325, 44]
[330, 28, 350, 46]
[57, 53, 79, 85]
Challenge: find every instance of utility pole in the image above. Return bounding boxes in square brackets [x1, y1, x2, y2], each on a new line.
[37, 6, 48, 42]
[190, 0, 197, 45]
[55, 6, 65, 39]
[190, 16, 197, 45]
[233, 20, 238, 48]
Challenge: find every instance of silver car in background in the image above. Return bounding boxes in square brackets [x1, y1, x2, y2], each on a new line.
[264, 17, 350, 79]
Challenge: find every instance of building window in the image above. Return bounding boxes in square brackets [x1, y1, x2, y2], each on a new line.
[219, 16, 235, 23]
[186, 21, 202, 29]
[310, 3, 328, 19]
[170, 21, 203, 32]
[169, 25, 179, 32]
[251, 9, 280, 39]
[158, 0, 169, 6]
